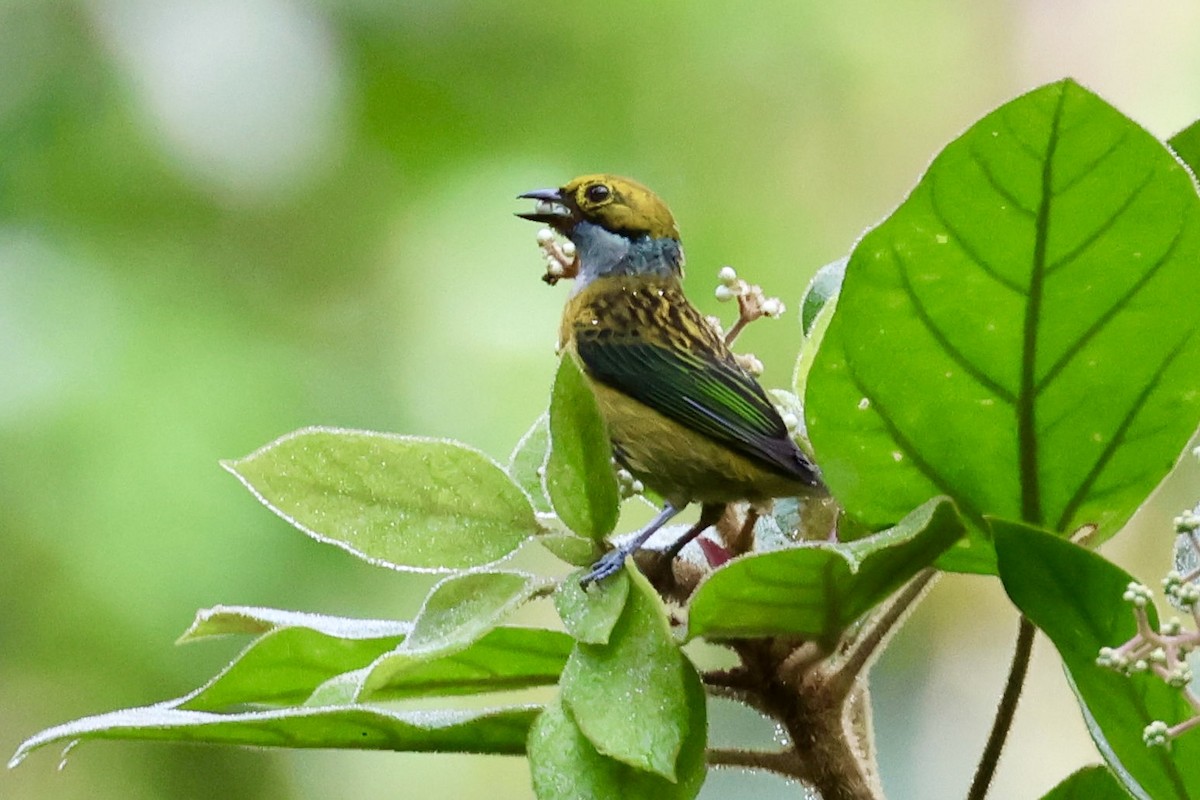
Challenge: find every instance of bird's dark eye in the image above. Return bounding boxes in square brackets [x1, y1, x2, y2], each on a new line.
[584, 184, 611, 203]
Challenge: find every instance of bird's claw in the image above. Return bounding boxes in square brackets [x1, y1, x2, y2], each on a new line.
[579, 549, 630, 589]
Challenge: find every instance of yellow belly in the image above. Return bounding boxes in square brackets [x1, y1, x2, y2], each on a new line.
[587, 376, 809, 507]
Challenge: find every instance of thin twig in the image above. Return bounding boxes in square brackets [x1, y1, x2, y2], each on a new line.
[706, 747, 810, 780]
[966, 616, 1037, 800]
[724, 316, 750, 345]
[827, 569, 938, 697]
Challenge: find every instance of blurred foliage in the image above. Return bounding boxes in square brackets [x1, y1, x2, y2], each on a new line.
[4, 2, 1200, 799]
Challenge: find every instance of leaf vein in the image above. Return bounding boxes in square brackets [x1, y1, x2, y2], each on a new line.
[1045, 169, 1156, 277]
[1035, 219, 1186, 395]
[1055, 331, 1195, 530]
[967, 143, 1037, 217]
[1053, 128, 1132, 195]
[845, 358, 987, 527]
[927, 177, 1028, 296]
[893, 244, 1017, 405]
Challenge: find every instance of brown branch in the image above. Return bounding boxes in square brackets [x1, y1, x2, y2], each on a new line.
[827, 568, 938, 697]
[706, 747, 810, 780]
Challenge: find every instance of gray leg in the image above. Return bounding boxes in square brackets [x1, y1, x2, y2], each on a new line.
[580, 502, 683, 587]
[659, 503, 724, 564]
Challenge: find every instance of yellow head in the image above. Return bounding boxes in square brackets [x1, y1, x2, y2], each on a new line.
[518, 174, 681, 241]
[518, 175, 685, 288]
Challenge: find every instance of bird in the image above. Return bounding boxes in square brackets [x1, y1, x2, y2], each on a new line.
[517, 174, 824, 586]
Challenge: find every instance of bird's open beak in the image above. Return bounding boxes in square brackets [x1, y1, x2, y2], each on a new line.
[516, 188, 573, 224]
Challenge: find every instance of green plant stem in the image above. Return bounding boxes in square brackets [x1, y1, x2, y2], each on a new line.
[966, 615, 1036, 800]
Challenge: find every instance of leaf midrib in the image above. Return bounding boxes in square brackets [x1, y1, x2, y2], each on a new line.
[1017, 86, 1069, 526]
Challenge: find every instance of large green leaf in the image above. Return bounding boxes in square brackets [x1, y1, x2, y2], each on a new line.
[995, 521, 1200, 800]
[560, 569, 692, 780]
[527, 664, 707, 800]
[223, 427, 541, 571]
[687, 497, 962, 646]
[9, 704, 539, 767]
[546, 357, 620, 542]
[807, 79, 1200, 573]
[1040, 766, 1132, 800]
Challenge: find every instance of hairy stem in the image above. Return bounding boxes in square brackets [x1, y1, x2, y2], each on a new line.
[706, 747, 808, 779]
[966, 616, 1037, 800]
[828, 569, 937, 697]
[738, 641, 883, 800]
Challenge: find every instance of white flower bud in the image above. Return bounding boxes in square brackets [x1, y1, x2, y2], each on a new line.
[737, 353, 764, 376]
[715, 284, 736, 302]
[717, 266, 738, 285]
[560, 241, 576, 258]
[536, 228, 555, 245]
[1144, 721, 1171, 747]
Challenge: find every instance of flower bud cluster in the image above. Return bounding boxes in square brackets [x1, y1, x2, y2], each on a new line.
[714, 266, 786, 320]
[613, 464, 644, 499]
[535, 228, 577, 282]
[1099, 512, 1200, 748]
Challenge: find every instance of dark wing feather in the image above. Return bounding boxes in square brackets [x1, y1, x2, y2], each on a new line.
[575, 318, 819, 485]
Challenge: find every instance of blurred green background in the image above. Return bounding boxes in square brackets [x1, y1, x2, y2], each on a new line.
[4, 2, 1200, 798]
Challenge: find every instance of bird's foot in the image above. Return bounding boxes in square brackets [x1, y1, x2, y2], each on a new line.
[579, 548, 631, 589]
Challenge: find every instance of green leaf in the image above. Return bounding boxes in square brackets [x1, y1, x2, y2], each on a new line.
[509, 412, 554, 514]
[1039, 765, 1132, 800]
[9, 704, 539, 767]
[554, 569, 630, 645]
[687, 497, 962, 645]
[223, 427, 541, 571]
[560, 568, 690, 779]
[402, 570, 552, 655]
[807, 79, 1200, 573]
[995, 521, 1200, 800]
[309, 627, 573, 705]
[177, 605, 412, 643]
[537, 531, 602, 566]
[179, 605, 570, 709]
[180, 626, 407, 710]
[527, 665, 707, 800]
[354, 571, 552, 697]
[799, 256, 846, 336]
[546, 357, 620, 541]
[1167, 119, 1200, 176]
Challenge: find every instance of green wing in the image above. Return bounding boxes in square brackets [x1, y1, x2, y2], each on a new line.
[575, 325, 818, 484]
